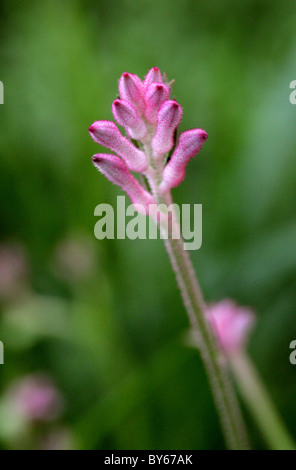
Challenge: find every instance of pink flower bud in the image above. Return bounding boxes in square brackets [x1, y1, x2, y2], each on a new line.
[112, 99, 147, 140]
[159, 129, 208, 193]
[144, 83, 170, 124]
[143, 67, 163, 91]
[89, 120, 148, 173]
[207, 300, 255, 354]
[151, 100, 182, 157]
[119, 72, 145, 115]
[92, 154, 156, 214]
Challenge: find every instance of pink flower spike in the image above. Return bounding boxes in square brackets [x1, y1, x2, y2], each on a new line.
[143, 67, 163, 91]
[119, 72, 145, 115]
[92, 154, 156, 214]
[89, 120, 148, 173]
[159, 129, 208, 193]
[151, 100, 182, 157]
[112, 99, 147, 140]
[144, 83, 170, 124]
[207, 300, 255, 354]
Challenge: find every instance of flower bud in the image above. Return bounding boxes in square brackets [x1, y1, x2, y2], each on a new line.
[207, 300, 255, 354]
[159, 129, 207, 192]
[89, 120, 148, 173]
[112, 99, 147, 140]
[144, 83, 170, 124]
[119, 72, 145, 115]
[92, 154, 156, 214]
[151, 100, 182, 157]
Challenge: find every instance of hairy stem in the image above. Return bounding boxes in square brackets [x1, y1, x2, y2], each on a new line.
[163, 218, 248, 449]
[145, 151, 249, 449]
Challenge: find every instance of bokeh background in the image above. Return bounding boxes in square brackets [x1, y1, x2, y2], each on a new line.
[0, 0, 295, 450]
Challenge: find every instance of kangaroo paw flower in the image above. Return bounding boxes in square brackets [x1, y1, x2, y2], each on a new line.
[151, 100, 183, 158]
[92, 154, 155, 214]
[159, 129, 208, 193]
[89, 121, 148, 173]
[88, 71, 255, 451]
[90, 68, 207, 203]
[89, 67, 260, 449]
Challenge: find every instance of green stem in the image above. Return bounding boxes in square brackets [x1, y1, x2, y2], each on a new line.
[229, 351, 296, 450]
[162, 223, 249, 449]
[145, 156, 249, 449]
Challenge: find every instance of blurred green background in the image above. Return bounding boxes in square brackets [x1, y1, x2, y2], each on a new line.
[0, 0, 295, 450]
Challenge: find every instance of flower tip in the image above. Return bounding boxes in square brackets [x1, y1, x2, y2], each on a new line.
[199, 129, 208, 141]
[88, 123, 96, 134]
[92, 155, 101, 164]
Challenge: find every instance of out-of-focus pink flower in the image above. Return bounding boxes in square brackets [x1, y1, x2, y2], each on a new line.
[207, 300, 255, 354]
[0, 243, 30, 301]
[54, 234, 95, 282]
[12, 374, 63, 422]
[89, 68, 207, 209]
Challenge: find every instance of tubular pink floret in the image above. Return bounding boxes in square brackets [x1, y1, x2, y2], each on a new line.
[119, 72, 145, 115]
[159, 129, 208, 193]
[112, 99, 147, 140]
[143, 67, 163, 91]
[144, 83, 170, 124]
[89, 120, 148, 173]
[207, 300, 255, 354]
[92, 154, 156, 214]
[151, 100, 183, 157]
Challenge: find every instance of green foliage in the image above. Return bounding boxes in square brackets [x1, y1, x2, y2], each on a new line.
[0, 0, 295, 449]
